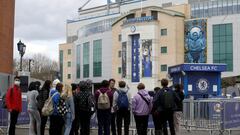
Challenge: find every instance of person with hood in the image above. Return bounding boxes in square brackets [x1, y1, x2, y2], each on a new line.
[27, 82, 41, 135]
[113, 81, 131, 135]
[132, 83, 152, 135]
[49, 82, 64, 135]
[155, 79, 180, 135]
[76, 80, 95, 135]
[6, 76, 22, 135]
[94, 80, 113, 135]
[37, 80, 51, 135]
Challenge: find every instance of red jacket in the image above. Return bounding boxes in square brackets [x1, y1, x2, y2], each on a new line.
[6, 85, 22, 112]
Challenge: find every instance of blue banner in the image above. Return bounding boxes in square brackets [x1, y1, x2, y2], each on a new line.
[224, 101, 240, 129]
[132, 35, 140, 82]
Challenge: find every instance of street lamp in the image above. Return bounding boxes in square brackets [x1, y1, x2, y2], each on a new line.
[29, 59, 34, 72]
[17, 40, 26, 71]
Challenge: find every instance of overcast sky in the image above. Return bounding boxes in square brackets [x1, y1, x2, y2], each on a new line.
[14, 0, 113, 61]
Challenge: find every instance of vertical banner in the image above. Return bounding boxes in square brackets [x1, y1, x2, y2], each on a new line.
[142, 39, 152, 77]
[122, 42, 127, 78]
[185, 19, 207, 63]
[131, 34, 140, 82]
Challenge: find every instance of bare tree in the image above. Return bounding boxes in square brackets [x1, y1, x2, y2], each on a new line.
[14, 53, 59, 81]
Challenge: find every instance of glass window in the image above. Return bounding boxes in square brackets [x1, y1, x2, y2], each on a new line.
[68, 61, 71, 67]
[68, 49, 71, 55]
[118, 34, 122, 42]
[59, 50, 63, 81]
[161, 47, 167, 53]
[118, 51, 122, 57]
[161, 65, 167, 71]
[83, 42, 90, 78]
[161, 29, 167, 36]
[213, 23, 233, 71]
[68, 74, 71, 79]
[141, 13, 146, 17]
[151, 11, 158, 20]
[93, 40, 102, 77]
[118, 67, 122, 74]
[76, 45, 81, 79]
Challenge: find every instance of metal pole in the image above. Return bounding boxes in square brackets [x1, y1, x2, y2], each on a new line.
[20, 55, 22, 71]
[29, 60, 31, 72]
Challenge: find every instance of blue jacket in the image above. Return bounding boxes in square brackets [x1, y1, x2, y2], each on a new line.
[50, 89, 60, 115]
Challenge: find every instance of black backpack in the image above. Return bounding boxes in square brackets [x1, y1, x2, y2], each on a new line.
[162, 88, 175, 109]
[78, 92, 95, 113]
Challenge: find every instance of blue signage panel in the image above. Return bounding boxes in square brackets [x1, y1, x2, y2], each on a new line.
[224, 101, 240, 129]
[131, 34, 140, 82]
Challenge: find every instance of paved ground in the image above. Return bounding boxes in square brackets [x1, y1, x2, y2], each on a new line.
[0, 127, 239, 135]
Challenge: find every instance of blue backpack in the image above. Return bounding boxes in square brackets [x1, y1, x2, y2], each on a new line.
[117, 90, 129, 110]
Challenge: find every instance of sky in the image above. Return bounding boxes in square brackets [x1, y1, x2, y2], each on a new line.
[14, 0, 115, 61]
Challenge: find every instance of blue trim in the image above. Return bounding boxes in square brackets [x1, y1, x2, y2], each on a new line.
[67, 12, 120, 24]
[217, 73, 221, 96]
[184, 74, 188, 97]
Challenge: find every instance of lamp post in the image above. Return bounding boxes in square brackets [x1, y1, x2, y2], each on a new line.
[17, 40, 26, 71]
[29, 59, 34, 72]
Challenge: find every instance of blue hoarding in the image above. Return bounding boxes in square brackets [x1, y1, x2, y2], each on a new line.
[131, 34, 140, 82]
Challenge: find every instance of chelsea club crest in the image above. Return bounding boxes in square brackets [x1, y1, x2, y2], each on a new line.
[196, 78, 209, 92]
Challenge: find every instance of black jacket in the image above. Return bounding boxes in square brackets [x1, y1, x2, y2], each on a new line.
[37, 87, 50, 110]
[174, 90, 184, 111]
[154, 87, 180, 112]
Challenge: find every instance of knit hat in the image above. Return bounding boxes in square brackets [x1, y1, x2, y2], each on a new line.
[52, 79, 60, 88]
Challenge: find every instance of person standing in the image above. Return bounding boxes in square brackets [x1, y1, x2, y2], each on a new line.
[173, 84, 184, 135]
[76, 80, 95, 135]
[27, 82, 41, 135]
[109, 79, 117, 135]
[49, 82, 64, 135]
[70, 83, 80, 135]
[155, 79, 180, 135]
[37, 80, 51, 135]
[95, 80, 113, 135]
[132, 83, 152, 135]
[62, 84, 75, 135]
[6, 76, 22, 135]
[113, 81, 131, 135]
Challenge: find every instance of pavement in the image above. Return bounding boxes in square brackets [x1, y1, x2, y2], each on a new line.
[0, 127, 239, 135]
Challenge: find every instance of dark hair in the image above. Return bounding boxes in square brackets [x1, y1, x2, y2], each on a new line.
[101, 80, 109, 88]
[42, 80, 51, 90]
[35, 81, 41, 90]
[109, 78, 115, 83]
[174, 84, 183, 91]
[28, 82, 36, 91]
[56, 83, 63, 92]
[161, 79, 169, 87]
[14, 76, 20, 80]
[118, 81, 126, 88]
[71, 83, 77, 91]
[137, 83, 145, 90]
[154, 87, 161, 92]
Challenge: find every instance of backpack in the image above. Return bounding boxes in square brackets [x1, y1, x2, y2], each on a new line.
[162, 88, 175, 109]
[57, 98, 69, 117]
[78, 92, 95, 113]
[97, 90, 110, 110]
[2, 88, 13, 109]
[41, 92, 58, 116]
[117, 90, 129, 110]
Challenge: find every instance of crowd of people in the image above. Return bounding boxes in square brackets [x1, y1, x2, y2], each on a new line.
[4, 77, 184, 135]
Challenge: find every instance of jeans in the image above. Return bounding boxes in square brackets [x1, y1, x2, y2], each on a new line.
[49, 115, 64, 135]
[64, 112, 73, 135]
[97, 109, 111, 135]
[110, 113, 116, 135]
[9, 110, 19, 135]
[79, 110, 91, 135]
[28, 109, 41, 135]
[134, 115, 149, 135]
[116, 109, 130, 135]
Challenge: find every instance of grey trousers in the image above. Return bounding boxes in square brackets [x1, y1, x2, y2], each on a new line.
[28, 109, 41, 135]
